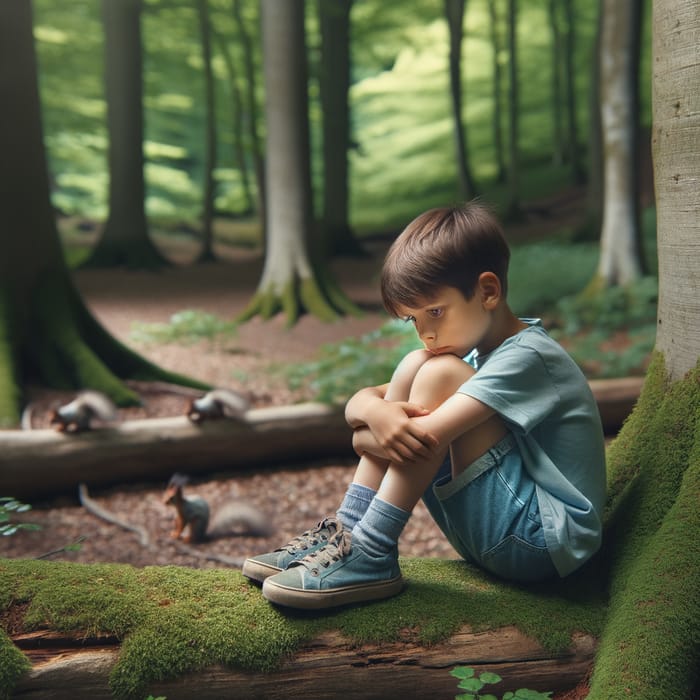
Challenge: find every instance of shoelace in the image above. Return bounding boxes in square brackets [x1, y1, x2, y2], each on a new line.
[279, 516, 338, 554]
[295, 530, 352, 575]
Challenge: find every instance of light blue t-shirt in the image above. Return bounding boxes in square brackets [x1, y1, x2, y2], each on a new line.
[458, 319, 607, 577]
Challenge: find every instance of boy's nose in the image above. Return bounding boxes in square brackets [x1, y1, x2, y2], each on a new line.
[419, 325, 436, 342]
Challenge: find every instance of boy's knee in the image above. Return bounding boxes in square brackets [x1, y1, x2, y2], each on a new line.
[409, 354, 474, 408]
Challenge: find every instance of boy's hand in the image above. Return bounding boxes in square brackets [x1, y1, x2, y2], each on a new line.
[364, 399, 439, 465]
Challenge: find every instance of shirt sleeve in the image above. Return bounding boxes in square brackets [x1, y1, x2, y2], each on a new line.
[457, 343, 560, 434]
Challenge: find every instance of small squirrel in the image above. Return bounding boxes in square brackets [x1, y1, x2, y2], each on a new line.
[163, 473, 271, 543]
[186, 388, 250, 424]
[49, 391, 118, 433]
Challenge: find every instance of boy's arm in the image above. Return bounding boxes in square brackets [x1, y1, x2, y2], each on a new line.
[353, 392, 497, 467]
[346, 384, 438, 464]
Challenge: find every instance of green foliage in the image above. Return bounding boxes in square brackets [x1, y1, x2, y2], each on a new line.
[32, 0, 651, 235]
[451, 666, 552, 700]
[0, 498, 41, 538]
[130, 310, 238, 346]
[286, 319, 421, 404]
[507, 241, 599, 317]
[550, 276, 657, 377]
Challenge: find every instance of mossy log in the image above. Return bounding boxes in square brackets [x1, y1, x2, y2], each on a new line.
[11, 625, 596, 699]
[0, 378, 642, 500]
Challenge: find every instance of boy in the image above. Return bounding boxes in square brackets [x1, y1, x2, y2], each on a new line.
[243, 203, 606, 609]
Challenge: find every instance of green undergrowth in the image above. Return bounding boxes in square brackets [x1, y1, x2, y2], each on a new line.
[0, 556, 605, 699]
[1, 355, 697, 699]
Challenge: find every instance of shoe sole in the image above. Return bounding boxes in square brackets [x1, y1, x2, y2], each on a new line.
[261, 575, 405, 609]
[242, 558, 282, 584]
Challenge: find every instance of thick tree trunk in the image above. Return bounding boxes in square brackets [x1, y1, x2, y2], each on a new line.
[0, 2, 204, 427]
[318, 0, 365, 257]
[652, 0, 700, 382]
[241, 0, 358, 324]
[86, 0, 166, 269]
[595, 0, 645, 286]
[11, 626, 597, 699]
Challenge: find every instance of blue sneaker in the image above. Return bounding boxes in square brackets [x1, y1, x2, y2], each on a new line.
[261, 530, 404, 609]
[242, 516, 340, 584]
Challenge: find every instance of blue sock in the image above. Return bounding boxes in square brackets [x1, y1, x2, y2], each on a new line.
[352, 497, 410, 557]
[336, 483, 376, 531]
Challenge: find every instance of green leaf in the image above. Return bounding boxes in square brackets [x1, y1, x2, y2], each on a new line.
[451, 667, 476, 680]
[455, 694, 476, 700]
[503, 693, 515, 700]
[458, 678, 485, 692]
[479, 671, 503, 685]
[514, 689, 552, 699]
[480, 695, 499, 700]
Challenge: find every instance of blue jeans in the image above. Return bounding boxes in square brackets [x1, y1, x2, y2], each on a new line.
[422, 434, 556, 582]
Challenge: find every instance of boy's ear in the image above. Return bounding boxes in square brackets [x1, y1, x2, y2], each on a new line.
[477, 272, 501, 309]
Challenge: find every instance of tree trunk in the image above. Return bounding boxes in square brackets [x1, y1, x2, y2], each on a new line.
[594, 0, 645, 286]
[505, 0, 522, 219]
[232, 0, 266, 239]
[487, 0, 507, 183]
[651, 0, 700, 382]
[562, 0, 585, 184]
[445, 0, 478, 201]
[240, 0, 358, 325]
[586, 1, 700, 695]
[318, 0, 365, 257]
[196, 0, 218, 263]
[548, 0, 565, 166]
[85, 0, 167, 269]
[0, 2, 204, 427]
[214, 30, 254, 216]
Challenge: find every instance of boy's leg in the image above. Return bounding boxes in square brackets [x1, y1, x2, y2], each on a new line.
[243, 350, 432, 584]
[262, 354, 493, 609]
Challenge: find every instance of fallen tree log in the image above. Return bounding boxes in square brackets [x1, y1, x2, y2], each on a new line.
[0, 403, 353, 500]
[0, 378, 643, 501]
[11, 625, 596, 699]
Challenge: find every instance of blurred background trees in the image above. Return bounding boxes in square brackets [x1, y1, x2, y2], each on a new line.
[0, 0, 662, 421]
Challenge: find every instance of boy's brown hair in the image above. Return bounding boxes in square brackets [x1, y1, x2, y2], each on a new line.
[380, 202, 511, 317]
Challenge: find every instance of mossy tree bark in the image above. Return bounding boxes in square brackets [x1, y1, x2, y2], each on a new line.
[0, 2, 206, 428]
[240, 0, 359, 326]
[84, 0, 167, 270]
[587, 1, 700, 696]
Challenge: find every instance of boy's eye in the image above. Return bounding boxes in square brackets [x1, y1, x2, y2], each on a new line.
[427, 308, 443, 318]
[404, 315, 416, 324]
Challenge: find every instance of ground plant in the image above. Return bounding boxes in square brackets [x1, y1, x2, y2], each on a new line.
[0, 498, 40, 538]
[450, 666, 552, 699]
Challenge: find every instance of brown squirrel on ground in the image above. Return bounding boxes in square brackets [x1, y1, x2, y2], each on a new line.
[186, 389, 250, 424]
[49, 391, 119, 433]
[163, 473, 271, 543]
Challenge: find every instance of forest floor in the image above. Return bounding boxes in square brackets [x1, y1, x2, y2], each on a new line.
[2, 207, 596, 699]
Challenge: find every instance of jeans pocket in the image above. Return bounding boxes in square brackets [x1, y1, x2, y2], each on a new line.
[482, 535, 555, 582]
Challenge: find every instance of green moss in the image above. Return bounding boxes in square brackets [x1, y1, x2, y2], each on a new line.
[1, 354, 697, 698]
[0, 554, 605, 699]
[587, 353, 700, 699]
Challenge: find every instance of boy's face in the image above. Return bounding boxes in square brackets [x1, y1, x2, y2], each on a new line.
[397, 284, 495, 358]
